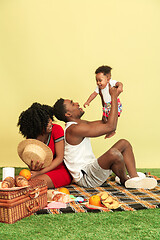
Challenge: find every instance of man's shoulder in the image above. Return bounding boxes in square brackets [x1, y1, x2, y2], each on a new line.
[68, 120, 88, 123]
[66, 120, 88, 132]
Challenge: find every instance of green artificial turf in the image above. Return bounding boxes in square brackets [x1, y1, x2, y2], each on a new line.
[0, 210, 160, 240]
[0, 168, 160, 240]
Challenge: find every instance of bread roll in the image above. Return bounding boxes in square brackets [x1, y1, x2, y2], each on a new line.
[1, 177, 15, 188]
[51, 191, 71, 203]
[52, 193, 64, 202]
[15, 175, 29, 187]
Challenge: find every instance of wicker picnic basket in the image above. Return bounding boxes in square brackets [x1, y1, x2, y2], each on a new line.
[0, 179, 48, 224]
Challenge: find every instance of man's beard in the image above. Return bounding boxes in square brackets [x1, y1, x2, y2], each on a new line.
[80, 111, 85, 118]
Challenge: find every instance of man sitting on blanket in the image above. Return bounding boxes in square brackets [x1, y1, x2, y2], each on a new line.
[53, 85, 157, 189]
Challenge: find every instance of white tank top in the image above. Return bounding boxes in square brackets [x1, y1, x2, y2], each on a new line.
[64, 122, 96, 182]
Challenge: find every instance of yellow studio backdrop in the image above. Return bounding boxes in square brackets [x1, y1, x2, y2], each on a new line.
[0, 0, 159, 168]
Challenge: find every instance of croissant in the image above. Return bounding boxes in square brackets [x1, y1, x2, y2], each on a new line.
[1, 177, 15, 188]
[52, 193, 64, 202]
[15, 175, 29, 187]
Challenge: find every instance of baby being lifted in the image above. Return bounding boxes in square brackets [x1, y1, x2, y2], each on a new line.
[84, 65, 123, 137]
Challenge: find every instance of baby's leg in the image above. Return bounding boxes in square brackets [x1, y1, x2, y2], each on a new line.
[117, 98, 122, 117]
[103, 102, 111, 118]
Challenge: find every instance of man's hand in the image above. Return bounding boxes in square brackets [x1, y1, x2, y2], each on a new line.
[116, 82, 123, 95]
[109, 84, 120, 98]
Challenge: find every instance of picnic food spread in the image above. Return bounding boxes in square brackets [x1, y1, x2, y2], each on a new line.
[88, 192, 121, 209]
[47, 189, 121, 210]
[97, 192, 121, 209]
[1, 176, 29, 189]
[47, 190, 72, 203]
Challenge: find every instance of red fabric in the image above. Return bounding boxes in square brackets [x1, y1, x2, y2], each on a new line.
[48, 124, 64, 157]
[46, 164, 72, 188]
[45, 124, 72, 188]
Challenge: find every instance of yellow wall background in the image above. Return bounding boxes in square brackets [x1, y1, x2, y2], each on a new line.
[0, 0, 159, 168]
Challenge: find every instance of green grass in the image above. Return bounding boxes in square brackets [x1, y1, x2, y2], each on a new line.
[0, 210, 160, 240]
[0, 168, 160, 240]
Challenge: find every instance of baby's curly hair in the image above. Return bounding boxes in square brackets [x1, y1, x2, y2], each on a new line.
[17, 102, 54, 139]
[95, 65, 112, 75]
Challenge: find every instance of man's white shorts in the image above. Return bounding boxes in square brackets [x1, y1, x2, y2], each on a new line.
[76, 159, 112, 188]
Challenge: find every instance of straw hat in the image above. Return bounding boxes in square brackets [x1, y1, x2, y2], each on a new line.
[17, 139, 53, 168]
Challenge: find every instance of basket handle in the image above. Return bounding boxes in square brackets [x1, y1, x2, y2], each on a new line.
[26, 199, 40, 212]
[28, 188, 40, 199]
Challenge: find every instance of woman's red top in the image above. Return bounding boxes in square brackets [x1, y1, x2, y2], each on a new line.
[45, 124, 72, 188]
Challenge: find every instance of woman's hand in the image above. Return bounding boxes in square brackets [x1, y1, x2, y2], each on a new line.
[30, 160, 44, 171]
[30, 171, 40, 178]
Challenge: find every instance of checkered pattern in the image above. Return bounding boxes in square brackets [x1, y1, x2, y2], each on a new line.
[35, 175, 160, 214]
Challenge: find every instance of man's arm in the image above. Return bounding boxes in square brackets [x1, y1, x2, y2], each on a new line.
[67, 85, 119, 143]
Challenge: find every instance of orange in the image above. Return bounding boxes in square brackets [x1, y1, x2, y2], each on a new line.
[89, 195, 102, 207]
[19, 169, 31, 180]
[58, 187, 70, 195]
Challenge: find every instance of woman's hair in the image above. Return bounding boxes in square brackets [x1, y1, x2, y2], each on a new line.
[17, 102, 54, 139]
[53, 98, 68, 123]
[95, 65, 112, 75]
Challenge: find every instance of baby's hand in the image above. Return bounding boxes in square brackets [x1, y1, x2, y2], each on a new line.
[83, 102, 90, 108]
